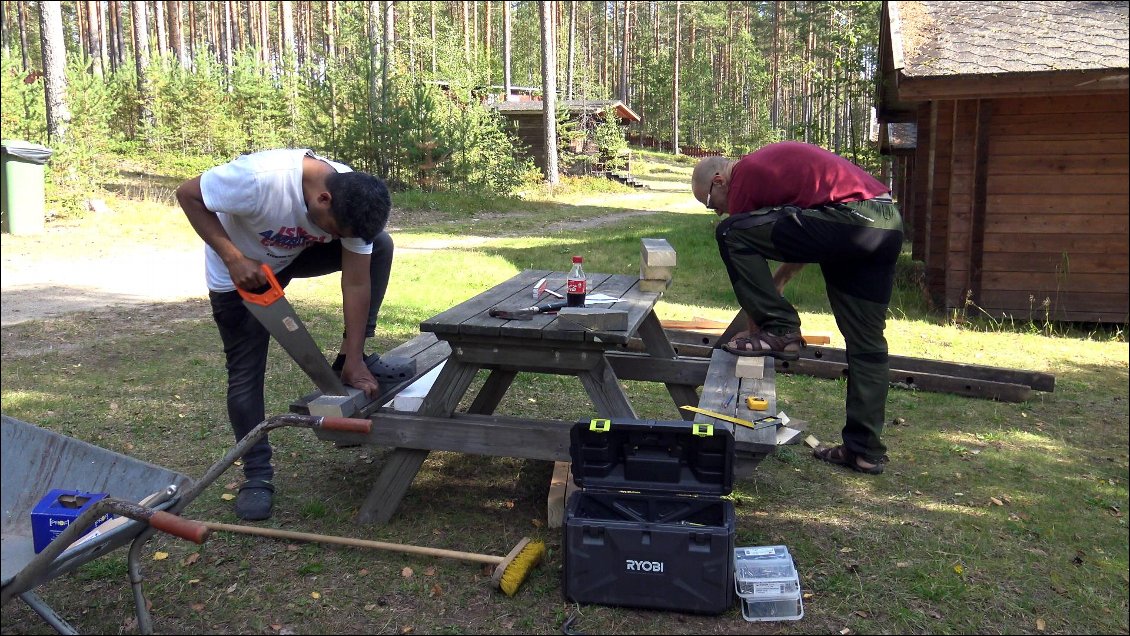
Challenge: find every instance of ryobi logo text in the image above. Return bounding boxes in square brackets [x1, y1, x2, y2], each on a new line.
[625, 559, 664, 573]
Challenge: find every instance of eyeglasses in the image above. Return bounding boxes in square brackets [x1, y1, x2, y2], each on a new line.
[705, 176, 718, 210]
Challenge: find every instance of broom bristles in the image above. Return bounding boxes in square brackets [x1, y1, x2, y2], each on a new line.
[495, 539, 546, 596]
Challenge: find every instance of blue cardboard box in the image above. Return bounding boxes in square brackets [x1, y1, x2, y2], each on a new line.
[30, 489, 112, 553]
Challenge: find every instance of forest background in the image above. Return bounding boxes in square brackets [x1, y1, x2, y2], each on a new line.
[1, 0, 881, 213]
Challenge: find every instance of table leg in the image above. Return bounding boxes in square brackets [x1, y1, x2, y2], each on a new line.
[637, 311, 702, 419]
[467, 369, 517, 415]
[356, 358, 481, 525]
[577, 356, 637, 419]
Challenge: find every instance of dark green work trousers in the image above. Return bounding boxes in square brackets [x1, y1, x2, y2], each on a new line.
[715, 198, 904, 462]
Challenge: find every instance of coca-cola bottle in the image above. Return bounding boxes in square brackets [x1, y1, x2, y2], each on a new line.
[567, 256, 587, 307]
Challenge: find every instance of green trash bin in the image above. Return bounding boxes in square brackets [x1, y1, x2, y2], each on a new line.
[1, 139, 53, 235]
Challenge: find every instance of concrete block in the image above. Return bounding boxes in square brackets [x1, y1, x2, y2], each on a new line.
[308, 388, 365, 418]
[640, 263, 675, 280]
[557, 306, 630, 331]
[735, 356, 765, 379]
[640, 238, 677, 267]
[638, 277, 673, 293]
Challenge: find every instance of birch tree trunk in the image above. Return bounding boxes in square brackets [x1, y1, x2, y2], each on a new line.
[539, 0, 558, 184]
[40, 0, 71, 143]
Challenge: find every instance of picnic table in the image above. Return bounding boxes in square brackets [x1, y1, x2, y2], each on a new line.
[301, 268, 778, 525]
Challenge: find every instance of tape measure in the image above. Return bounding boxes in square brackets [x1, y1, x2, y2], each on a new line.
[746, 396, 768, 411]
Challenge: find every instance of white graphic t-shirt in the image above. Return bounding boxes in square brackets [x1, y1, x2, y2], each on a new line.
[199, 148, 373, 292]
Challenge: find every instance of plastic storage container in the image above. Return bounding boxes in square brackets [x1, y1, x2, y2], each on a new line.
[1, 139, 52, 235]
[563, 417, 736, 614]
[734, 545, 804, 622]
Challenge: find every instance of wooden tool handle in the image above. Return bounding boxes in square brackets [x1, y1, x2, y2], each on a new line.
[149, 511, 212, 544]
[320, 416, 372, 434]
[203, 522, 502, 565]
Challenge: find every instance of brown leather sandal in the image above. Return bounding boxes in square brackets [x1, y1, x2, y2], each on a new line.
[721, 331, 805, 361]
[813, 444, 887, 475]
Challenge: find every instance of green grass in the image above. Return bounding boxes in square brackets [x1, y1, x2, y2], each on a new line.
[1, 151, 1127, 635]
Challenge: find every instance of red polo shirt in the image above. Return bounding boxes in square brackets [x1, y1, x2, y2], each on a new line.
[725, 141, 889, 214]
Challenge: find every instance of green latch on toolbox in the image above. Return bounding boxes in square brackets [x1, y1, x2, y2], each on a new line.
[692, 422, 714, 437]
[589, 418, 611, 432]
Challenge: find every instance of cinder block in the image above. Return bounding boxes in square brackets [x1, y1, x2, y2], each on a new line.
[735, 356, 765, 379]
[557, 307, 630, 331]
[640, 238, 677, 267]
[308, 388, 366, 418]
[638, 277, 673, 293]
[640, 263, 675, 280]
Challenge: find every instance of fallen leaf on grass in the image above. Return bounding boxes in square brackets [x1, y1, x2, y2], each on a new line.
[399, 627, 414, 634]
[429, 584, 442, 598]
[153, 552, 169, 561]
[311, 591, 321, 599]
[358, 568, 369, 576]
[839, 547, 853, 553]
[839, 628, 852, 635]
[424, 566, 436, 576]
[364, 604, 377, 611]
[225, 481, 239, 490]
[896, 561, 910, 568]
[504, 500, 515, 509]
[188, 578, 200, 585]
[226, 583, 237, 594]
[927, 610, 943, 619]
[286, 544, 299, 551]
[989, 497, 1004, 506]
[190, 603, 205, 612]
[401, 566, 414, 578]
[221, 493, 236, 501]
[853, 610, 870, 618]
[182, 553, 200, 566]
[1036, 618, 1046, 631]
[270, 624, 281, 631]
[531, 518, 544, 528]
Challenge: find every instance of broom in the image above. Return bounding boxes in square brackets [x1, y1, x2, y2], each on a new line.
[202, 522, 544, 596]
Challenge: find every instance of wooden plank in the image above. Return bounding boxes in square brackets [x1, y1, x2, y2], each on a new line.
[420, 269, 550, 336]
[546, 461, 579, 529]
[577, 356, 637, 418]
[796, 344, 1055, 392]
[979, 271, 1128, 292]
[982, 233, 1128, 254]
[988, 174, 1129, 195]
[984, 213, 1128, 234]
[988, 153, 1128, 175]
[981, 251, 1128, 273]
[776, 357, 1033, 402]
[605, 351, 709, 385]
[989, 112, 1129, 136]
[991, 94, 1128, 116]
[315, 410, 574, 461]
[989, 137, 1128, 157]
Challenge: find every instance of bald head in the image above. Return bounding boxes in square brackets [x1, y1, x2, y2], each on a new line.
[691, 156, 733, 209]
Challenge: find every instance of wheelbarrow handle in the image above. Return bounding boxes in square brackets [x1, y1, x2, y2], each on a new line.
[148, 510, 211, 544]
[319, 416, 372, 434]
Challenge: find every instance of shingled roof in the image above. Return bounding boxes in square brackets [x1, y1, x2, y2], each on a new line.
[893, 1, 1129, 77]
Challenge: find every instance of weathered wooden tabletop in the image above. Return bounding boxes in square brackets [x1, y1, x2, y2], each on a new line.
[420, 268, 661, 345]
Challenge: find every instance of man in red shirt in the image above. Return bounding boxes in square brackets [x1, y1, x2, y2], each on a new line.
[691, 141, 904, 475]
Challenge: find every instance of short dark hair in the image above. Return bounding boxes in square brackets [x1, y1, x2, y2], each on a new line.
[325, 171, 391, 242]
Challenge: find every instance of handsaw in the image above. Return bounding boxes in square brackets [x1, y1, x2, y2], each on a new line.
[239, 263, 350, 396]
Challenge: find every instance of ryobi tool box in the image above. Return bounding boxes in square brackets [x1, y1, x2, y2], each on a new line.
[563, 417, 736, 614]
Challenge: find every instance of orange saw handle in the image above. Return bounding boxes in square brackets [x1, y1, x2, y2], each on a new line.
[237, 263, 285, 306]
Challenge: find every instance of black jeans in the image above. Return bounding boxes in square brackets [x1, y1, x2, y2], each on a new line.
[716, 200, 903, 461]
[208, 232, 394, 480]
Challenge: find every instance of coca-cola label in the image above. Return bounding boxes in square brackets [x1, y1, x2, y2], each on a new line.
[568, 278, 586, 294]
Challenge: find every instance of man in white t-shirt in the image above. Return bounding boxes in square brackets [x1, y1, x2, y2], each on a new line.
[177, 149, 397, 520]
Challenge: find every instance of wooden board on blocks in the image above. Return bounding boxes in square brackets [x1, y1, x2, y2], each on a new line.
[547, 461, 579, 528]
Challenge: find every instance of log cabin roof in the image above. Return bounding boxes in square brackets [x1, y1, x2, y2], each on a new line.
[492, 99, 641, 122]
[881, 1, 1129, 112]
[893, 1, 1128, 77]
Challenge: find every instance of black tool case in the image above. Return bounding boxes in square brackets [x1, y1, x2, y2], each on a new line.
[563, 417, 736, 615]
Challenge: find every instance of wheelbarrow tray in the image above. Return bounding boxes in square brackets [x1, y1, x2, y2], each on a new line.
[1, 415, 194, 592]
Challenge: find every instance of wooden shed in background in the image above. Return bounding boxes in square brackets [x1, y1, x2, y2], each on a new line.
[876, 1, 1129, 323]
[492, 99, 640, 174]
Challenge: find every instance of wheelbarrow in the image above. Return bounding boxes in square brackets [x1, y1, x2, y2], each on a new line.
[1, 412, 371, 634]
